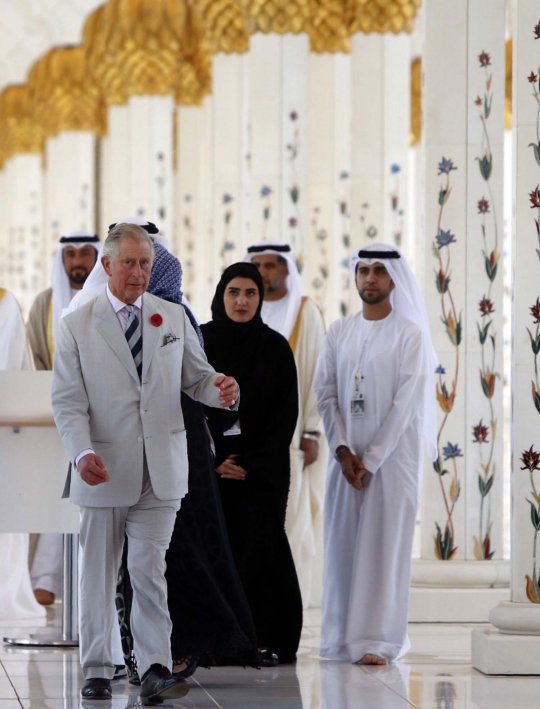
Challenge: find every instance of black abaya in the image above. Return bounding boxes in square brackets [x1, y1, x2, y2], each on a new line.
[200, 263, 303, 663]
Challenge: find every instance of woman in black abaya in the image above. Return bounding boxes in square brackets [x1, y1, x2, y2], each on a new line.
[200, 262, 303, 665]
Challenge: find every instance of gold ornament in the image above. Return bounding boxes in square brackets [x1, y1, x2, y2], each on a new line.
[196, 0, 250, 54]
[0, 85, 44, 166]
[410, 56, 421, 146]
[348, 0, 421, 35]
[84, 5, 129, 106]
[27, 46, 106, 138]
[84, 0, 211, 107]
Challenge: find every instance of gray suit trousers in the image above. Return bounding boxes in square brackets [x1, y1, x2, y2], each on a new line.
[79, 464, 180, 680]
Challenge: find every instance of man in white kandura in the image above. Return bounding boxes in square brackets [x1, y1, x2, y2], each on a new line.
[244, 240, 327, 608]
[52, 223, 239, 703]
[27, 230, 100, 605]
[0, 288, 46, 622]
[314, 243, 437, 665]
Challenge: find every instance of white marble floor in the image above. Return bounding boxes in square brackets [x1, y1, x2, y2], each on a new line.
[1, 607, 539, 708]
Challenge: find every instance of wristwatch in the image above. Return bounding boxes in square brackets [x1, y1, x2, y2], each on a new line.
[302, 430, 321, 441]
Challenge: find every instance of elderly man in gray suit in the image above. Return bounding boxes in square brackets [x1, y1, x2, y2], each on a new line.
[52, 223, 239, 704]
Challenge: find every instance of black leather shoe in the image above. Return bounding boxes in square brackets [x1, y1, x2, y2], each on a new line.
[140, 664, 189, 705]
[81, 678, 112, 700]
[258, 649, 279, 667]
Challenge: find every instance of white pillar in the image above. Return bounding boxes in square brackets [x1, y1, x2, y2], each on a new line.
[306, 51, 352, 324]
[43, 131, 96, 263]
[1, 155, 44, 317]
[175, 99, 214, 321]
[410, 0, 509, 623]
[473, 1, 540, 673]
[99, 96, 174, 239]
[350, 33, 412, 261]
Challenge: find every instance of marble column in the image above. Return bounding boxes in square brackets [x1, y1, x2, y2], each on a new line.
[306, 50, 352, 324]
[409, 0, 509, 623]
[0, 154, 44, 317]
[472, 0, 540, 673]
[43, 131, 96, 269]
[175, 98, 214, 320]
[350, 33, 412, 262]
[99, 96, 174, 240]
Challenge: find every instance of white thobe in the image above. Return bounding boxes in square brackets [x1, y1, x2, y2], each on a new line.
[263, 294, 328, 608]
[314, 309, 426, 662]
[0, 289, 45, 621]
[285, 298, 327, 609]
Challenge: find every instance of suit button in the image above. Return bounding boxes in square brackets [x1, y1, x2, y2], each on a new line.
[137, 437, 143, 443]
[141, 410, 145, 415]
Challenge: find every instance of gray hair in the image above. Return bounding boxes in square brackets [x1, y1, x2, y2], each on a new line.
[102, 223, 155, 262]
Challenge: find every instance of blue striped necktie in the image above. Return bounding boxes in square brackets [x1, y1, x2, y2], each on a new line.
[125, 305, 143, 379]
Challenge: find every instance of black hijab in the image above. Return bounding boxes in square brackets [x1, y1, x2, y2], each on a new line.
[201, 262, 266, 381]
[201, 262, 299, 523]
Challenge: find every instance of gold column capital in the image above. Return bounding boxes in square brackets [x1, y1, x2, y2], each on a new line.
[0, 85, 44, 167]
[27, 46, 105, 139]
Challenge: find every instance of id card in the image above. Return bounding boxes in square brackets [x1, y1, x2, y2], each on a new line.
[350, 395, 365, 417]
[223, 419, 242, 437]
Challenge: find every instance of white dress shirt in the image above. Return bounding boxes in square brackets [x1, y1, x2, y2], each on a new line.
[75, 287, 143, 468]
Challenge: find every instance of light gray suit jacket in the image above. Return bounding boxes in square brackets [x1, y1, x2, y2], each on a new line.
[52, 289, 225, 507]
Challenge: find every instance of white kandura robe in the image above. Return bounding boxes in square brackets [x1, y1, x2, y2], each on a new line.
[265, 296, 328, 609]
[0, 289, 46, 621]
[315, 310, 426, 662]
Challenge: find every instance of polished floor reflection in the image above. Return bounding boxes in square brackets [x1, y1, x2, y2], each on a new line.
[1, 607, 540, 708]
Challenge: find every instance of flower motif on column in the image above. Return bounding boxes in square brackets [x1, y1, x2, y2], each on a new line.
[433, 156, 462, 561]
[520, 445, 540, 602]
[359, 202, 377, 241]
[472, 50, 500, 561]
[260, 185, 273, 238]
[156, 152, 167, 220]
[528, 69, 540, 168]
[220, 193, 235, 270]
[311, 207, 328, 314]
[389, 163, 404, 247]
[338, 171, 351, 317]
[286, 111, 302, 255]
[182, 194, 195, 302]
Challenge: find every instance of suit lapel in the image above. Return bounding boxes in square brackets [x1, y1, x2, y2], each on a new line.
[94, 290, 140, 385]
[141, 293, 161, 381]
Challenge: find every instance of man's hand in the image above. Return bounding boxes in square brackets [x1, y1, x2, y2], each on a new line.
[300, 437, 319, 468]
[337, 447, 367, 490]
[78, 453, 110, 487]
[216, 455, 247, 481]
[214, 376, 239, 408]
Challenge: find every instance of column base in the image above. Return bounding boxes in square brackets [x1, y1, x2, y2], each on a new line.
[472, 627, 540, 675]
[409, 587, 510, 623]
[411, 559, 510, 588]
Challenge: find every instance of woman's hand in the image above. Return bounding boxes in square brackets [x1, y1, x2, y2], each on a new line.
[216, 455, 247, 481]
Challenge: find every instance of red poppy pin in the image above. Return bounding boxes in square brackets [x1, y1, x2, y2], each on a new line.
[150, 313, 163, 327]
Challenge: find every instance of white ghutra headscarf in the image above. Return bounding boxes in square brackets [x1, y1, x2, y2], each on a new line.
[350, 242, 438, 461]
[243, 240, 303, 340]
[50, 230, 100, 348]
